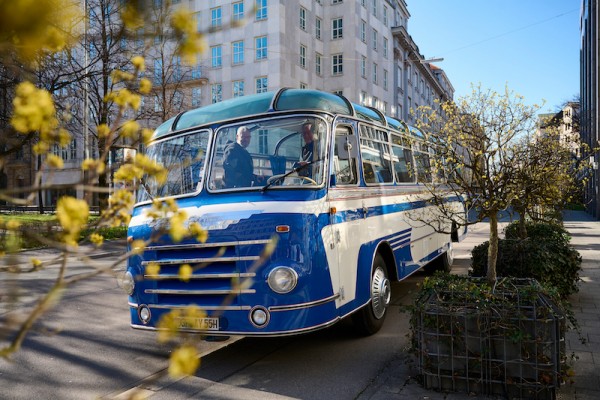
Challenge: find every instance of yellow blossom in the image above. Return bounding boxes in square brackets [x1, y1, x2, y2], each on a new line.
[168, 344, 200, 378]
[131, 239, 146, 255]
[56, 196, 89, 245]
[131, 56, 145, 72]
[189, 222, 208, 243]
[46, 154, 64, 169]
[145, 262, 160, 277]
[31, 258, 43, 268]
[5, 220, 21, 231]
[169, 210, 188, 243]
[10, 82, 58, 134]
[97, 124, 111, 139]
[139, 78, 152, 95]
[178, 264, 193, 282]
[90, 233, 104, 247]
[120, 120, 140, 138]
[141, 128, 154, 146]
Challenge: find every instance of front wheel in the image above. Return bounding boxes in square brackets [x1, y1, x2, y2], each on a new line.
[352, 254, 391, 336]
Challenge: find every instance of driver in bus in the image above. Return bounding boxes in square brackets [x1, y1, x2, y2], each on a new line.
[223, 126, 264, 188]
[293, 122, 316, 178]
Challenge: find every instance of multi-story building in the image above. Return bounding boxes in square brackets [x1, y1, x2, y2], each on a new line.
[580, 0, 599, 219]
[158, 0, 453, 123]
[535, 102, 581, 158]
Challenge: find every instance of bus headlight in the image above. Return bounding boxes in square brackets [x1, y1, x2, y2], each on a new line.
[267, 267, 298, 294]
[118, 271, 135, 295]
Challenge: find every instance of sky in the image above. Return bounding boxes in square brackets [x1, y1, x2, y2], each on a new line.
[406, 0, 581, 113]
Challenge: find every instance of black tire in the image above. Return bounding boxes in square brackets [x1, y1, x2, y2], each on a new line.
[352, 253, 391, 336]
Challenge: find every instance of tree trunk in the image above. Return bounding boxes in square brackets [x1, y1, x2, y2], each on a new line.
[486, 212, 499, 283]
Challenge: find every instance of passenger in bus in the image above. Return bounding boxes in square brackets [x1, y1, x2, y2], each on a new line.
[294, 122, 316, 177]
[223, 126, 263, 188]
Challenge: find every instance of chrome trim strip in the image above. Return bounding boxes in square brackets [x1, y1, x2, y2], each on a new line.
[144, 272, 256, 280]
[128, 302, 252, 311]
[131, 316, 341, 337]
[141, 256, 258, 265]
[144, 288, 256, 295]
[145, 239, 272, 251]
[268, 293, 340, 312]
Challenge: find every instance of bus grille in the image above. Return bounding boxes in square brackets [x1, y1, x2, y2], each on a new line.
[140, 239, 272, 311]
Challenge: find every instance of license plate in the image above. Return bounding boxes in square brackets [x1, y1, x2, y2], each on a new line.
[179, 317, 220, 331]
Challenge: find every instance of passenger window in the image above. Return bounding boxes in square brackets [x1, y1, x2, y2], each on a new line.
[333, 126, 358, 185]
[359, 125, 393, 184]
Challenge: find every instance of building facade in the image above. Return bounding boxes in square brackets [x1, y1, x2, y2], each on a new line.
[580, 0, 599, 219]
[163, 0, 453, 122]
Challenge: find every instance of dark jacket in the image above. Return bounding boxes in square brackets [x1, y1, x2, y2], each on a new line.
[223, 141, 254, 188]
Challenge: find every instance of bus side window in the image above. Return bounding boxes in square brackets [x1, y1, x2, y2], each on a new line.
[333, 126, 357, 185]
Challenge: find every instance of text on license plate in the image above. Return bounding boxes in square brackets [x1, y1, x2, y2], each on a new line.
[178, 317, 219, 331]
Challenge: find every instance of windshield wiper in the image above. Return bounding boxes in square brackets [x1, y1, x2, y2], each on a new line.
[261, 159, 321, 192]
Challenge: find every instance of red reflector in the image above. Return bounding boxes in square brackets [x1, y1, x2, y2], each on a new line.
[276, 225, 290, 233]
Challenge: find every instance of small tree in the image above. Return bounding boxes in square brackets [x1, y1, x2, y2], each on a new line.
[415, 84, 542, 283]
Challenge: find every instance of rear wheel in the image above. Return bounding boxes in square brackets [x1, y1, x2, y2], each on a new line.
[352, 253, 391, 336]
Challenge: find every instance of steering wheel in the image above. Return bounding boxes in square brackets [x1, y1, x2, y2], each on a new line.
[295, 175, 317, 185]
[266, 174, 317, 186]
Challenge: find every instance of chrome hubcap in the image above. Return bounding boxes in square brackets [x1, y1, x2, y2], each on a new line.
[371, 267, 391, 319]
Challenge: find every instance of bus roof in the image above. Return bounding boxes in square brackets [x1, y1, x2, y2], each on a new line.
[152, 88, 413, 139]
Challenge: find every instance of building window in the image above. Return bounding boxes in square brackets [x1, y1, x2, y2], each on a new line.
[332, 17, 343, 39]
[172, 56, 182, 81]
[315, 17, 322, 39]
[372, 0, 377, 16]
[192, 58, 202, 79]
[192, 87, 201, 107]
[333, 0, 343, 3]
[332, 53, 343, 75]
[383, 69, 388, 90]
[373, 62, 377, 84]
[361, 56, 366, 78]
[154, 59, 162, 83]
[300, 82, 308, 89]
[333, 89, 343, 96]
[383, 37, 388, 58]
[299, 44, 306, 69]
[211, 7, 222, 28]
[255, 0, 267, 21]
[360, 91, 367, 105]
[255, 36, 268, 60]
[300, 7, 306, 31]
[232, 41, 244, 65]
[256, 76, 268, 93]
[361, 0, 366, 7]
[372, 29, 377, 50]
[195, 12, 202, 32]
[233, 1, 244, 21]
[360, 20, 366, 42]
[233, 80, 244, 97]
[258, 129, 268, 153]
[383, 5, 388, 26]
[173, 91, 183, 109]
[211, 45, 222, 68]
[70, 139, 77, 159]
[316, 53, 322, 75]
[211, 84, 222, 103]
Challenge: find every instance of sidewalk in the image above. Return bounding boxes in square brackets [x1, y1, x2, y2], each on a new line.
[361, 210, 600, 400]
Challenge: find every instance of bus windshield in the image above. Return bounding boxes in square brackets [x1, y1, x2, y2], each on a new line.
[138, 130, 209, 202]
[207, 116, 328, 191]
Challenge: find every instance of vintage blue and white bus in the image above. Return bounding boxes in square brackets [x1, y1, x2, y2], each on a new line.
[124, 88, 467, 337]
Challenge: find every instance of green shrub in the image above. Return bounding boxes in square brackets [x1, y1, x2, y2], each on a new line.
[471, 222, 581, 298]
[504, 221, 571, 246]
